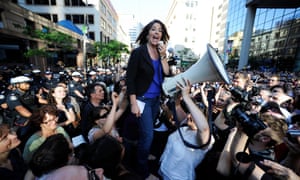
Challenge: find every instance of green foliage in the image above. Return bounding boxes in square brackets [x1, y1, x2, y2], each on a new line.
[33, 28, 74, 50]
[17, 24, 75, 58]
[24, 48, 49, 58]
[94, 40, 129, 64]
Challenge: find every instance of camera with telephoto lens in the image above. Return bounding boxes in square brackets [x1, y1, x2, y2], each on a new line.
[228, 87, 267, 137]
[230, 104, 267, 137]
[230, 86, 260, 104]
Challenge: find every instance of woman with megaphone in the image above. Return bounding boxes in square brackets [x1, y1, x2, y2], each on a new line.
[126, 19, 170, 179]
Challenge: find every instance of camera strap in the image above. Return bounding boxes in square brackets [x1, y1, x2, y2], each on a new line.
[177, 125, 211, 149]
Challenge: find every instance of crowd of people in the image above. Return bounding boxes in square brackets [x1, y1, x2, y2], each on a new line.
[0, 19, 300, 180]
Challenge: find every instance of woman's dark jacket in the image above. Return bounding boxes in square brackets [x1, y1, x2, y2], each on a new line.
[126, 44, 168, 97]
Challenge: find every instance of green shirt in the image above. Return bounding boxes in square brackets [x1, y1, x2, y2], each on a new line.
[22, 126, 70, 164]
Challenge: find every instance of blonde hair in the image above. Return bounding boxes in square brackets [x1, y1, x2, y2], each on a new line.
[260, 114, 288, 146]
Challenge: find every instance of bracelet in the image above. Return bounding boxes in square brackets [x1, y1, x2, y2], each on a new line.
[161, 55, 166, 60]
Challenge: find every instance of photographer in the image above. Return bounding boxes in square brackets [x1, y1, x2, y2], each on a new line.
[216, 104, 288, 179]
[279, 114, 300, 176]
[158, 79, 214, 180]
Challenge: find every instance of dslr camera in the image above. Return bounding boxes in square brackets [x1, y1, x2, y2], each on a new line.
[227, 87, 267, 137]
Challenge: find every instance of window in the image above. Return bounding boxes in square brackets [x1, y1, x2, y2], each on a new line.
[65, 0, 85, 6]
[53, 14, 58, 22]
[88, 15, 94, 24]
[88, 32, 95, 40]
[39, 13, 51, 20]
[26, 0, 33, 4]
[65, 14, 85, 24]
[26, 0, 56, 5]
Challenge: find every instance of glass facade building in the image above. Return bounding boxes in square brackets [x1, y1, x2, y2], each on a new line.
[226, 0, 300, 71]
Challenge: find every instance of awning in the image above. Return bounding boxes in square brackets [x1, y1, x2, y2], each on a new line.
[57, 20, 83, 35]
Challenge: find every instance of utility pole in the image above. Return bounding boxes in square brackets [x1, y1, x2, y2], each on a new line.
[82, 0, 88, 80]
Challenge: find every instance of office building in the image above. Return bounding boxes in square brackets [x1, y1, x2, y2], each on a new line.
[215, 0, 300, 71]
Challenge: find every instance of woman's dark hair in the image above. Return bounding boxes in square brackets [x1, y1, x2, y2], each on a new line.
[86, 135, 124, 179]
[29, 134, 72, 177]
[29, 104, 59, 128]
[85, 106, 110, 132]
[136, 19, 170, 45]
[47, 84, 70, 105]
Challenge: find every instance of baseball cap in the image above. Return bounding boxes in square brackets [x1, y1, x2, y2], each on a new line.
[89, 71, 96, 75]
[45, 70, 52, 75]
[32, 69, 41, 73]
[72, 71, 81, 77]
[10, 76, 33, 84]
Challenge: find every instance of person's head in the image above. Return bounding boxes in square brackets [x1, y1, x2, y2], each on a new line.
[136, 19, 170, 45]
[48, 84, 68, 104]
[270, 85, 286, 94]
[11, 76, 32, 92]
[252, 113, 288, 148]
[179, 97, 199, 130]
[89, 71, 97, 79]
[44, 71, 53, 80]
[29, 104, 59, 131]
[232, 71, 250, 90]
[287, 114, 300, 145]
[86, 83, 107, 103]
[269, 74, 281, 87]
[215, 88, 231, 109]
[71, 71, 82, 82]
[91, 106, 110, 127]
[259, 87, 272, 103]
[0, 124, 21, 154]
[29, 134, 73, 177]
[87, 135, 125, 179]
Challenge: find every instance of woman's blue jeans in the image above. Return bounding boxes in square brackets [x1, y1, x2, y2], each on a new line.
[136, 96, 160, 178]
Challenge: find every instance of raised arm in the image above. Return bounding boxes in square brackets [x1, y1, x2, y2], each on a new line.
[177, 79, 210, 146]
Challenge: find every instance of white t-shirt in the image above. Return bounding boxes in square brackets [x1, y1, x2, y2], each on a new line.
[159, 126, 215, 180]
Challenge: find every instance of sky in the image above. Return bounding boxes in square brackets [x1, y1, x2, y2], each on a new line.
[110, 0, 173, 25]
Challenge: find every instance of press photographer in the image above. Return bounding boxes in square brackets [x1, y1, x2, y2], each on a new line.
[216, 101, 290, 179]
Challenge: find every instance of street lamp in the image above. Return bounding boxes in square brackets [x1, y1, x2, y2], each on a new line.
[82, 0, 89, 80]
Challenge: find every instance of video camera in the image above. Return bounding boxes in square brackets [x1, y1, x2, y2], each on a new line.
[230, 104, 267, 137]
[227, 87, 267, 137]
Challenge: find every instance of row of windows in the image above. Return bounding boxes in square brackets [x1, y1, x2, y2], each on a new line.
[25, 0, 89, 6]
[26, 0, 56, 5]
[36, 12, 114, 38]
[65, 14, 94, 24]
[38, 13, 58, 22]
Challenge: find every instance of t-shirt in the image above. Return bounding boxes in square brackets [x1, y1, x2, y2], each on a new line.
[159, 126, 215, 180]
[23, 126, 70, 164]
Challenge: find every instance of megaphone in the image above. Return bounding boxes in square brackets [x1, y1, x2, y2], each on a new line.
[162, 44, 231, 96]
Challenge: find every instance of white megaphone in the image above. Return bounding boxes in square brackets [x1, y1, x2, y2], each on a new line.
[162, 44, 231, 96]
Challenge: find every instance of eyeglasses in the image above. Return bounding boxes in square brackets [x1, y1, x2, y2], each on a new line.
[42, 117, 58, 124]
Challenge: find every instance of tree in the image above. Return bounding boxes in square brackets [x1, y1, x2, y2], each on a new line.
[15, 24, 75, 58]
[94, 40, 129, 66]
